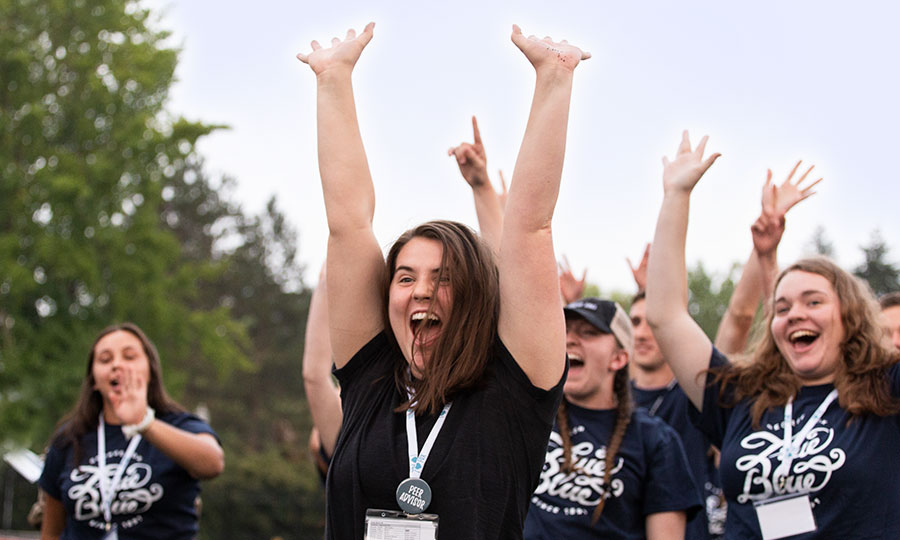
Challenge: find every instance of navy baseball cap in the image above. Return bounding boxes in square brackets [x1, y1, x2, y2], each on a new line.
[563, 297, 634, 356]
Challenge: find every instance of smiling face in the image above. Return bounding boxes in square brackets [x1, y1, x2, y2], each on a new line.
[564, 315, 627, 409]
[91, 329, 151, 408]
[388, 236, 453, 377]
[629, 299, 665, 373]
[771, 270, 845, 384]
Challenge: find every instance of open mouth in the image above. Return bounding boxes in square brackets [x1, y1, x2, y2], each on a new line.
[789, 329, 820, 349]
[410, 311, 442, 333]
[568, 355, 585, 368]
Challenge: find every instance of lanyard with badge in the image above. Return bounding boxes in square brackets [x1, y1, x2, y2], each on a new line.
[754, 389, 838, 540]
[97, 414, 143, 540]
[364, 396, 451, 540]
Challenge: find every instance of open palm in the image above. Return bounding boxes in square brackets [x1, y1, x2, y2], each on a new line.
[297, 22, 375, 76]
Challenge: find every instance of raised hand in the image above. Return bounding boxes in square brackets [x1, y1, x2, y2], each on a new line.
[510, 25, 590, 73]
[558, 256, 586, 304]
[750, 192, 785, 257]
[448, 116, 489, 188]
[762, 160, 822, 217]
[108, 366, 149, 425]
[296, 22, 375, 76]
[662, 131, 720, 194]
[626, 243, 650, 291]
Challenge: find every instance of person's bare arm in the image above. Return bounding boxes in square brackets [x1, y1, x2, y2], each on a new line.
[448, 116, 504, 252]
[40, 491, 65, 540]
[646, 131, 720, 409]
[302, 264, 343, 457]
[297, 23, 385, 367]
[714, 162, 821, 354]
[499, 26, 590, 389]
[646, 511, 686, 540]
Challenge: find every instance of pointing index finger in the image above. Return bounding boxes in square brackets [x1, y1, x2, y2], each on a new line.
[472, 116, 482, 146]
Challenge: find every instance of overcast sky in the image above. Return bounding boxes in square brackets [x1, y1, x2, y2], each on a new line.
[146, 0, 899, 293]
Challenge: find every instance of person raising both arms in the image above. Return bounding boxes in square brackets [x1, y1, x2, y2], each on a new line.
[296, 22, 588, 539]
[39, 323, 224, 540]
[646, 131, 900, 539]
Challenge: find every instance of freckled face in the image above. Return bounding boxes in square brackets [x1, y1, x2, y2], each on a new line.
[882, 306, 900, 351]
[388, 237, 452, 378]
[771, 271, 844, 385]
[629, 299, 665, 372]
[92, 330, 151, 404]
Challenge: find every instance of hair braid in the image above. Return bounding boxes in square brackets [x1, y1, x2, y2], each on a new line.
[557, 401, 577, 474]
[591, 367, 633, 525]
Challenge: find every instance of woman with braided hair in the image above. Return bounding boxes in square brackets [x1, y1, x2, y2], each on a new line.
[524, 298, 702, 539]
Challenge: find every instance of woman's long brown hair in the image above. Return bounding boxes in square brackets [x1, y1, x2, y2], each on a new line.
[712, 257, 900, 427]
[50, 323, 186, 465]
[383, 220, 500, 415]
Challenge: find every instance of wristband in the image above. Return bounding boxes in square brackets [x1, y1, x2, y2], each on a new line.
[122, 406, 155, 439]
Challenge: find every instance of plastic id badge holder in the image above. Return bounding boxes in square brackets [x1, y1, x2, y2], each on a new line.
[365, 509, 439, 540]
[754, 493, 816, 540]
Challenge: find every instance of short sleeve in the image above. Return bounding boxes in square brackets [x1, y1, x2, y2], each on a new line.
[688, 347, 734, 448]
[642, 418, 703, 519]
[38, 442, 66, 500]
[492, 339, 567, 426]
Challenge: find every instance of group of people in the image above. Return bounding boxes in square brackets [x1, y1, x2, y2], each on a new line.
[35, 21, 900, 540]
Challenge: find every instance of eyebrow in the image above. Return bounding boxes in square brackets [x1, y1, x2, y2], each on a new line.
[395, 265, 443, 274]
[774, 289, 828, 303]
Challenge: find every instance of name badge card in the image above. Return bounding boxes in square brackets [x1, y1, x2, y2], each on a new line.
[365, 509, 438, 540]
[754, 494, 816, 540]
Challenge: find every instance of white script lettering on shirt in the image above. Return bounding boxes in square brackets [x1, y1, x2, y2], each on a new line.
[68, 458, 164, 521]
[734, 418, 846, 504]
[534, 431, 625, 507]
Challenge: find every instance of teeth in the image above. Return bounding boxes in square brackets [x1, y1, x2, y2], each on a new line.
[411, 312, 440, 322]
[789, 330, 818, 342]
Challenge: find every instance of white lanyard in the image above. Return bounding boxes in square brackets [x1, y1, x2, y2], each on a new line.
[405, 399, 452, 479]
[774, 389, 838, 487]
[97, 414, 143, 526]
[647, 378, 678, 417]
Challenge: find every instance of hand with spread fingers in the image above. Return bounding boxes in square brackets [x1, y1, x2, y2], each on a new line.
[108, 366, 150, 425]
[662, 131, 721, 194]
[510, 25, 590, 73]
[763, 160, 822, 218]
[296, 22, 375, 76]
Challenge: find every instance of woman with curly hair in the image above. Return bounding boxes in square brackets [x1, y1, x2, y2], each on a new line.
[645, 132, 900, 539]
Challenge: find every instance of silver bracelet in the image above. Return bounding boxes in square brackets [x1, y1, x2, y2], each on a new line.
[122, 406, 155, 439]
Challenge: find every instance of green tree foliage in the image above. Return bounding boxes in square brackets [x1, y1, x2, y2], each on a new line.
[853, 230, 900, 297]
[0, 0, 247, 444]
[688, 261, 739, 340]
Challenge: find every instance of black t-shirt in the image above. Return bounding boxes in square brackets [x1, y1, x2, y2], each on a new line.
[633, 380, 724, 539]
[38, 412, 216, 540]
[692, 348, 900, 539]
[523, 402, 702, 539]
[325, 331, 565, 540]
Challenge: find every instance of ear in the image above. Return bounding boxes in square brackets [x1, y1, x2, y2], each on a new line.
[609, 349, 629, 372]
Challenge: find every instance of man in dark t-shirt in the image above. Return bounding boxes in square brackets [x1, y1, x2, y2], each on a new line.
[629, 292, 726, 539]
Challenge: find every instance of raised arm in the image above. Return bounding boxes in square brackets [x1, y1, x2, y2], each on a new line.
[714, 162, 820, 354]
[498, 26, 589, 389]
[297, 23, 385, 367]
[302, 264, 342, 457]
[645, 131, 720, 409]
[448, 116, 505, 253]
